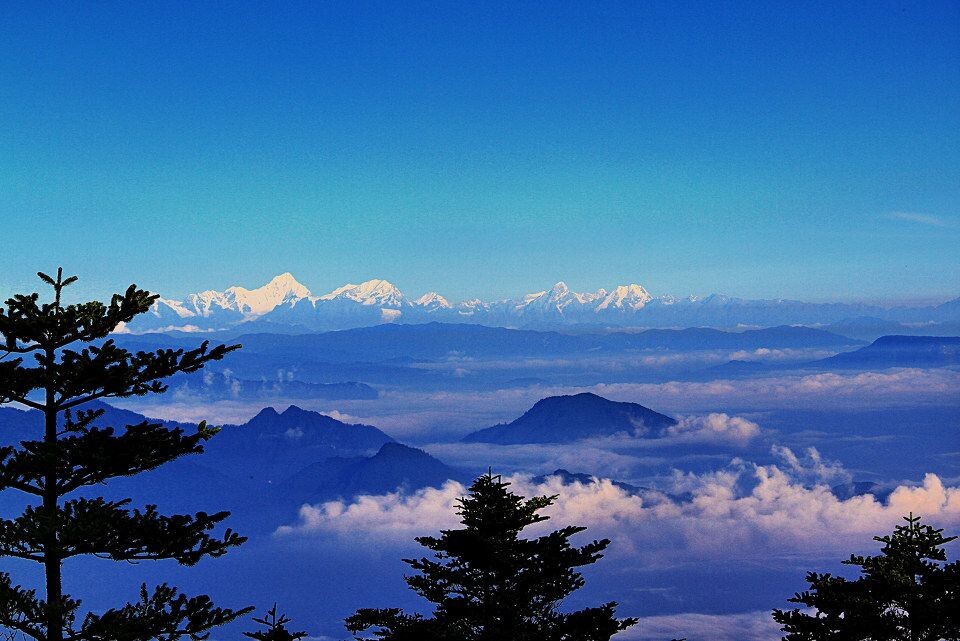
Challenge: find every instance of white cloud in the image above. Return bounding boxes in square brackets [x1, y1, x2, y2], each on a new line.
[886, 211, 953, 228]
[591, 368, 960, 411]
[618, 610, 781, 641]
[663, 413, 760, 444]
[276, 466, 960, 563]
[728, 347, 836, 362]
[771, 445, 851, 486]
[424, 441, 653, 478]
[275, 481, 465, 538]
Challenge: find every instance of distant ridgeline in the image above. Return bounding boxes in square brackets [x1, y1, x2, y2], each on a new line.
[121, 273, 960, 334]
[109, 328, 960, 397]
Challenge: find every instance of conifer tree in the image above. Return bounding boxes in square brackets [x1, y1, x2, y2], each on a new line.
[773, 513, 960, 640]
[0, 269, 251, 641]
[243, 606, 306, 641]
[345, 472, 637, 641]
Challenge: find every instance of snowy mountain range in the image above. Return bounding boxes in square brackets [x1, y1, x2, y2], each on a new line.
[120, 273, 960, 334]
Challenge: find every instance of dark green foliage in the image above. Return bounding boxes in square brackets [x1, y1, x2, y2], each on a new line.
[243, 605, 306, 641]
[773, 513, 960, 640]
[345, 472, 637, 641]
[0, 269, 251, 641]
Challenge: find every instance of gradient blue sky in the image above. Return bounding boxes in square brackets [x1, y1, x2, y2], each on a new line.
[1, 1, 958, 303]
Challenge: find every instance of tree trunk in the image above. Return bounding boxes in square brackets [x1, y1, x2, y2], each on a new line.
[44, 366, 63, 641]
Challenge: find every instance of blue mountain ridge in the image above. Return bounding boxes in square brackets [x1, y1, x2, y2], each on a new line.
[700, 335, 960, 379]
[114, 322, 862, 364]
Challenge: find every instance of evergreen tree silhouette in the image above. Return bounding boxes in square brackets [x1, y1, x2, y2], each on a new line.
[0, 269, 251, 641]
[345, 471, 637, 641]
[773, 513, 960, 640]
[243, 605, 306, 641]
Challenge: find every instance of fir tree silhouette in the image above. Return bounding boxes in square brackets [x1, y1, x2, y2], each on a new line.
[0, 269, 252, 641]
[774, 513, 960, 640]
[346, 471, 637, 641]
[243, 605, 306, 641]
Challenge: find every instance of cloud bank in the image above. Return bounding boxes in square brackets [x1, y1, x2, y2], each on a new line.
[277, 456, 960, 563]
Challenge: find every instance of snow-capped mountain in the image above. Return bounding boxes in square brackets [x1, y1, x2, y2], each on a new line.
[226, 272, 311, 314]
[596, 284, 652, 312]
[414, 292, 453, 313]
[514, 282, 609, 318]
[120, 273, 960, 334]
[319, 279, 407, 307]
[139, 273, 312, 331]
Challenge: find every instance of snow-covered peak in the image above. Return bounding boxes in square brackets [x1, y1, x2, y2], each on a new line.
[319, 279, 407, 307]
[572, 288, 608, 304]
[516, 281, 608, 315]
[184, 289, 236, 317]
[224, 272, 312, 315]
[151, 297, 196, 319]
[414, 292, 452, 310]
[595, 284, 652, 311]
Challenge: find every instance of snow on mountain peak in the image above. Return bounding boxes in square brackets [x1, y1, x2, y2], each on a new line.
[224, 273, 312, 315]
[414, 292, 452, 309]
[595, 284, 652, 311]
[128, 275, 667, 333]
[516, 281, 622, 315]
[319, 279, 406, 307]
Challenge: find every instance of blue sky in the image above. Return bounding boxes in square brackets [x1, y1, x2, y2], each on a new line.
[1, 1, 957, 302]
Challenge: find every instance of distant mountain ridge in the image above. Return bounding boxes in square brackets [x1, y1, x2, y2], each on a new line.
[808, 335, 960, 369]
[115, 322, 861, 366]
[702, 335, 960, 377]
[118, 273, 960, 333]
[165, 371, 378, 401]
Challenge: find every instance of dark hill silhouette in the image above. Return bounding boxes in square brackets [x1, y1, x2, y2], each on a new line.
[236, 404, 392, 450]
[207, 405, 396, 485]
[280, 442, 461, 504]
[0, 402, 459, 535]
[463, 393, 677, 444]
[702, 359, 775, 378]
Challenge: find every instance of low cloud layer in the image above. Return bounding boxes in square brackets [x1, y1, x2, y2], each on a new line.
[619, 610, 781, 641]
[277, 454, 960, 564]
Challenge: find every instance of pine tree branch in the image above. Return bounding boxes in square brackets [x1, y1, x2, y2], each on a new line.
[0, 513, 46, 561]
[55, 341, 239, 410]
[55, 498, 246, 564]
[0, 359, 43, 408]
[9, 397, 45, 411]
[0, 573, 48, 641]
[71, 584, 253, 641]
[1, 418, 214, 495]
[0, 447, 44, 496]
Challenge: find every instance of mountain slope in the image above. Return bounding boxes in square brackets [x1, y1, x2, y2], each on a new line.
[809, 335, 960, 369]
[463, 392, 677, 444]
[281, 442, 461, 503]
